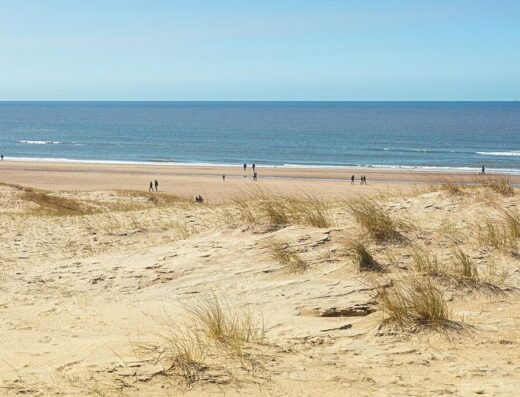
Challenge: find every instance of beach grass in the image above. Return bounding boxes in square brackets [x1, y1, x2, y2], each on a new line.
[347, 197, 404, 241]
[377, 274, 451, 329]
[267, 238, 308, 272]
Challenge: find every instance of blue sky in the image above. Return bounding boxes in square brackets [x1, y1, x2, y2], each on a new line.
[0, 0, 519, 100]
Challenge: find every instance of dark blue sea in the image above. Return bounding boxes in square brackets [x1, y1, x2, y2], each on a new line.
[0, 102, 519, 173]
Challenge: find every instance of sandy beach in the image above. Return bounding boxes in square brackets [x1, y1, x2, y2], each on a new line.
[1, 162, 520, 396]
[2, 160, 518, 202]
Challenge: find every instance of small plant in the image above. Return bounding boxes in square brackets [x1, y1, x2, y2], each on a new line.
[347, 240, 382, 272]
[137, 326, 207, 385]
[231, 196, 257, 224]
[452, 248, 479, 281]
[377, 275, 450, 329]
[477, 215, 517, 251]
[347, 197, 403, 241]
[258, 196, 290, 227]
[187, 293, 264, 354]
[171, 220, 194, 239]
[267, 238, 308, 272]
[288, 195, 334, 228]
[481, 174, 515, 196]
[440, 179, 465, 195]
[410, 245, 439, 274]
[501, 207, 520, 239]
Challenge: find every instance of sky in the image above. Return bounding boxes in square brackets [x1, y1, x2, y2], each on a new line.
[0, 0, 519, 101]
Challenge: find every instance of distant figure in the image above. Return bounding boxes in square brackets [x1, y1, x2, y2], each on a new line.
[0, 154, 3, 161]
[154, 179, 159, 192]
[243, 163, 247, 173]
[149, 181, 153, 192]
[481, 165, 486, 175]
[350, 175, 355, 185]
[222, 174, 226, 181]
[253, 172, 258, 181]
[363, 175, 367, 185]
[252, 163, 256, 172]
[195, 195, 204, 203]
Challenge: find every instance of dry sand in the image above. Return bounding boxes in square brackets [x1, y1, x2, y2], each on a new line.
[1, 162, 520, 396]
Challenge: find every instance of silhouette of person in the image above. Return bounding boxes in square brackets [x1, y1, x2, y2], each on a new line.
[252, 163, 256, 172]
[149, 181, 153, 192]
[253, 172, 258, 181]
[363, 175, 367, 185]
[243, 163, 247, 173]
[481, 165, 485, 175]
[0, 154, 3, 161]
[222, 174, 226, 181]
[351, 175, 355, 185]
[154, 179, 159, 192]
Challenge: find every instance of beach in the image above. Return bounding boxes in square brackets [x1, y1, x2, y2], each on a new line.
[2, 159, 519, 202]
[1, 161, 520, 395]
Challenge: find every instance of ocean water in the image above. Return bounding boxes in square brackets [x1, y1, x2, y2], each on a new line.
[0, 101, 519, 173]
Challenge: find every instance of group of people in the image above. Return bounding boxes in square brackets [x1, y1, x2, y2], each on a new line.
[221, 163, 259, 182]
[244, 162, 258, 181]
[350, 174, 368, 185]
[148, 179, 159, 192]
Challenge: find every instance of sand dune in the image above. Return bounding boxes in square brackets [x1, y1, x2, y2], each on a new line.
[1, 173, 520, 396]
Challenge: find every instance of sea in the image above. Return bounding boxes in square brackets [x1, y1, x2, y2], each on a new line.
[0, 101, 519, 174]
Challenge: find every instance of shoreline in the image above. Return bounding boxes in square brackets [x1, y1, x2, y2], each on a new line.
[3, 156, 520, 175]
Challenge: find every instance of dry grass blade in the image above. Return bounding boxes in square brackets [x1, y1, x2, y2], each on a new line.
[377, 275, 451, 329]
[288, 195, 334, 228]
[136, 326, 207, 385]
[186, 293, 264, 353]
[479, 174, 515, 196]
[410, 245, 439, 274]
[501, 207, 520, 239]
[477, 209, 519, 251]
[22, 190, 97, 216]
[347, 240, 382, 272]
[452, 248, 479, 281]
[439, 178, 465, 196]
[347, 197, 403, 241]
[267, 238, 308, 272]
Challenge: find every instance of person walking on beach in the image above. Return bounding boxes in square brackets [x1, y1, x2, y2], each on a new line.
[481, 165, 486, 175]
[243, 163, 247, 174]
[222, 174, 226, 181]
[363, 175, 367, 185]
[252, 163, 256, 173]
[149, 181, 153, 192]
[154, 179, 159, 192]
[253, 172, 258, 181]
[1, 154, 3, 161]
[350, 175, 355, 185]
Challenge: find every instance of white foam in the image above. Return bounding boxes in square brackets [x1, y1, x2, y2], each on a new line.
[19, 140, 61, 145]
[3, 156, 520, 175]
[477, 151, 520, 157]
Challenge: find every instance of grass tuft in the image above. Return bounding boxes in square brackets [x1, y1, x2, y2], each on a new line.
[347, 197, 403, 241]
[480, 174, 515, 196]
[347, 240, 382, 272]
[377, 275, 450, 329]
[267, 238, 308, 272]
[187, 293, 264, 354]
[410, 245, 439, 274]
[452, 248, 479, 281]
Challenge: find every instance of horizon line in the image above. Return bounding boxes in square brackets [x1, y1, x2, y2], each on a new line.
[0, 99, 518, 103]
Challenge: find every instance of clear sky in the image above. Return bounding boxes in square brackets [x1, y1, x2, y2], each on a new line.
[1, 0, 519, 100]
